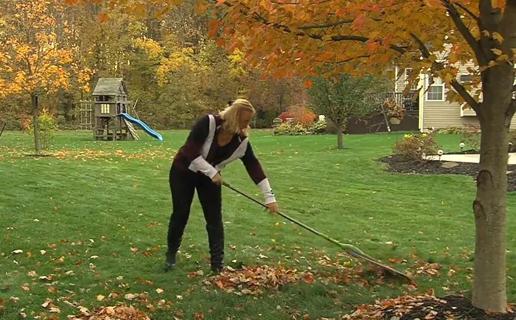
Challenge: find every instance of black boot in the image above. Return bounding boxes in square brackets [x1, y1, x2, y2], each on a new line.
[164, 251, 177, 272]
[206, 224, 224, 274]
[210, 264, 224, 275]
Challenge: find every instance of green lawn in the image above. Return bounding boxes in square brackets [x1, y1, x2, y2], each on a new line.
[0, 129, 514, 319]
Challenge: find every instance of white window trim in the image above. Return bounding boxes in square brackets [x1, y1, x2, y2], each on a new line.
[460, 102, 477, 117]
[426, 84, 445, 101]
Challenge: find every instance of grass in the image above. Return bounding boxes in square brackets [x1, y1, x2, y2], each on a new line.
[0, 129, 514, 319]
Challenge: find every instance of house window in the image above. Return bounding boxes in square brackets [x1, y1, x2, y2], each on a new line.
[427, 84, 444, 101]
[101, 103, 110, 114]
[459, 74, 473, 84]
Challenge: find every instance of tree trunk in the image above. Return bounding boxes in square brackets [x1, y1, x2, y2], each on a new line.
[472, 65, 512, 312]
[336, 126, 343, 149]
[31, 94, 42, 155]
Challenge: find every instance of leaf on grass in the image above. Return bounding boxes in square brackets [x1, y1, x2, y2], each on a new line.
[187, 270, 204, 278]
[41, 298, 53, 308]
[124, 293, 137, 300]
[207, 265, 315, 295]
[71, 305, 150, 320]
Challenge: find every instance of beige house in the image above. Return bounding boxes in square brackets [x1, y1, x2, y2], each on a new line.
[394, 65, 516, 131]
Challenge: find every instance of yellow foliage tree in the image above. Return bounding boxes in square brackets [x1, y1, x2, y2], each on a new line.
[0, 0, 91, 154]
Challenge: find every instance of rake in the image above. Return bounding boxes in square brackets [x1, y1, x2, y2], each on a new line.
[223, 181, 412, 282]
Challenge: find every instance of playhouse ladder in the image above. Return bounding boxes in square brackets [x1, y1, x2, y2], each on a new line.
[123, 119, 140, 140]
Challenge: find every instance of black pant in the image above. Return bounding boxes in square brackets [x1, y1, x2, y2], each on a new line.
[167, 164, 224, 268]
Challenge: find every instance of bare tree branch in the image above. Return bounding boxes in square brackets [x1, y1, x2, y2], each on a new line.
[449, 79, 481, 114]
[298, 19, 354, 30]
[270, 0, 300, 4]
[334, 55, 370, 64]
[269, 0, 333, 4]
[454, 2, 480, 21]
[441, 0, 486, 65]
[299, 17, 385, 30]
[500, 0, 516, 54]
[409, 32, 431, 58]
[479, 0, 502, 31]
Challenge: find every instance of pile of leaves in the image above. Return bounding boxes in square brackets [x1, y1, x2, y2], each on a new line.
[206, 265, 315, 295]
[342, 294, 515, 320]
[70, 305, 150, 320]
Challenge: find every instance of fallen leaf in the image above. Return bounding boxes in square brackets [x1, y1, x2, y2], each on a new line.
[27, 271, 37, 277]
[41, 298, 52, 308]
[124, 293, 137, 300]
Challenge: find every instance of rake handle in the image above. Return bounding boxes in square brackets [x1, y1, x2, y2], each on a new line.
[222, 181, 413, 282]
[222, 182, 365, 257]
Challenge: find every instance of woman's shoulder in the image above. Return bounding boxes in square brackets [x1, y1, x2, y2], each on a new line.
[194, 114, 223, 130]
[213, 114, 224, 126]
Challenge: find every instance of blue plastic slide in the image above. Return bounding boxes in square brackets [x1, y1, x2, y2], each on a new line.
[119, 113, 163, 142]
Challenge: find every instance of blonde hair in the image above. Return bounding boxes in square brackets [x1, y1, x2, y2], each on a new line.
[219, 98, 256, 136]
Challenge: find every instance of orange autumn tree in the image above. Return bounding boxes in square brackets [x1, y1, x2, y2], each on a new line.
[0, 0, 90, 154]
[200, 0, 516, 313]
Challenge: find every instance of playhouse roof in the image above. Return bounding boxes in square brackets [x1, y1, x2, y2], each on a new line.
[92, 78, 127, 96]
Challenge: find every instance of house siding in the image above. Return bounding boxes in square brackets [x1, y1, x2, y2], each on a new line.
[421, 101, 516, 130]
[422, 101, 479, 129]
[419, 62, 516, 131]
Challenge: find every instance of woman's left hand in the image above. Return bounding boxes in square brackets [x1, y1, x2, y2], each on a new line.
[265, 202, 279, 214]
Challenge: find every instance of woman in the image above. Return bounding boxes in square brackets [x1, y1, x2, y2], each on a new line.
[165, 99, 279, 273]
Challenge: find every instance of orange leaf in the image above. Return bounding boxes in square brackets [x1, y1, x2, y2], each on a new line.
[208, 20, 219, 38]
[303, 79, 313, 88]
[351, 14, 366, 31]
[98, 12, 109, 23]
[335, 8, 347, 17]
[303, 273, 315, 284]
[216, 38, 225, 47]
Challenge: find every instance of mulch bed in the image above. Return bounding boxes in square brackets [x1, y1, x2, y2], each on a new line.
[344, 294, 515, 320]
[380, 155, 516, 192]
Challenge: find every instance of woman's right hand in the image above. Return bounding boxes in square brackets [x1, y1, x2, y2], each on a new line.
[211, 173, 223, 186]
[265, 202, 279, 214]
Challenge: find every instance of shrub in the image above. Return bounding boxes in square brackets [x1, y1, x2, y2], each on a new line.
[383, 98, 405, 120]
[436, 127, 464, 135]
[273, 118, 328, 136]
[393, 132, 439, 161]
[24, 110, 58, 150]
[272, 117, 282, 128]
[278, 105, 317, 126]
[273, 122, 309, 135]
[459, 125, 481, 152]
[308, 118, 327, 134]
